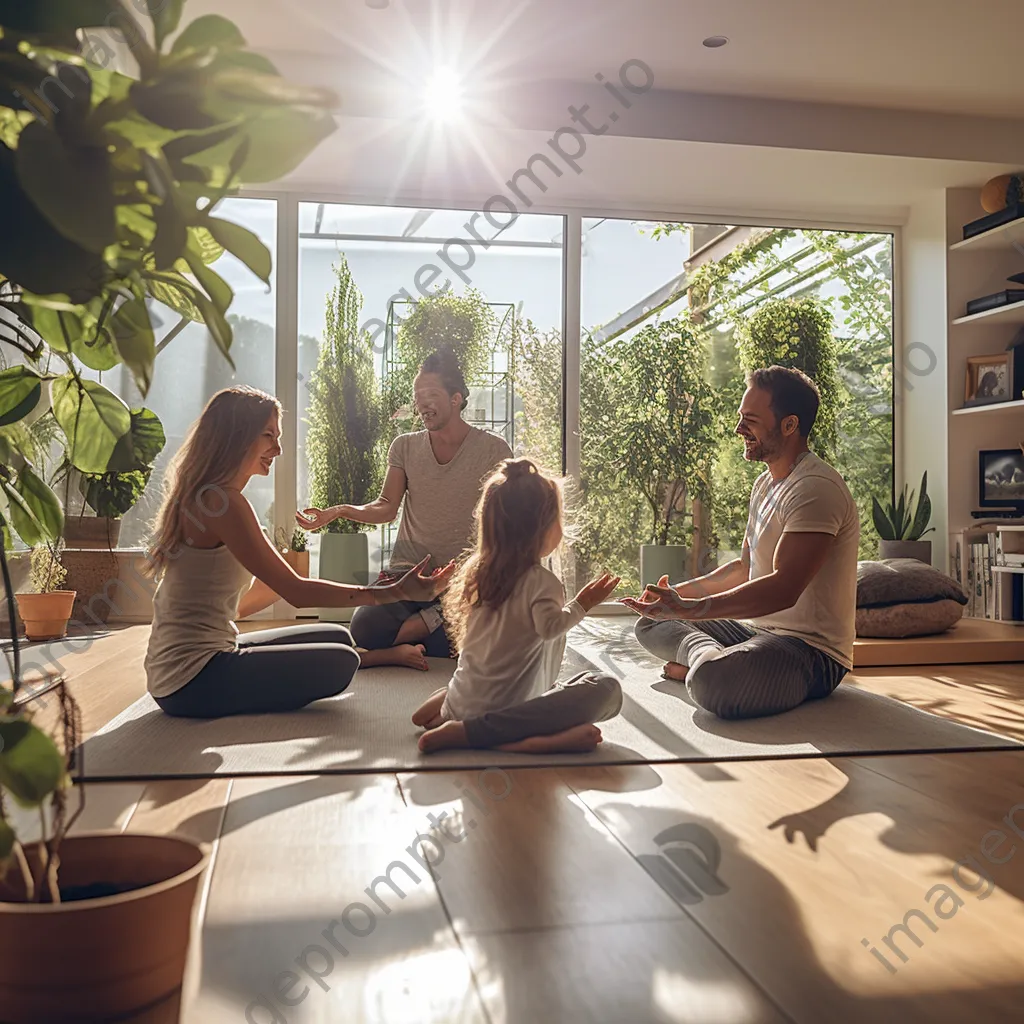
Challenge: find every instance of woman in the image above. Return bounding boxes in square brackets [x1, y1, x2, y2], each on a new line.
[144, 386, 454, 718]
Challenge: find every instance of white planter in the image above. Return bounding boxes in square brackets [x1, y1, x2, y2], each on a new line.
[639, 544, 688, 589]
[318, 532, 371, 623]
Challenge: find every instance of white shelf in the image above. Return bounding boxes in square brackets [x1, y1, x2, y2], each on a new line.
[951, 398, 1024, 416]
[952, 302, 1024, 326]
[993, 565, 1024, 574]
[950, 217, 1024, 252]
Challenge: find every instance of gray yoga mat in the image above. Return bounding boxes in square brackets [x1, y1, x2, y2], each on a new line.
[77, 630, 1021, 779]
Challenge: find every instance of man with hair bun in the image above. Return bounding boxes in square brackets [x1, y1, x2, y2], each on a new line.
[298, 347, 511, 663]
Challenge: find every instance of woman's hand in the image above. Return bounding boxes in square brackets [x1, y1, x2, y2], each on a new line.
[295, 506, 339, 531]
[382, 557, 457, 604]
[575, 572, 621, 612]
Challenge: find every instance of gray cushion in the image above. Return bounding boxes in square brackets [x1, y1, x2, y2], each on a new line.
[856, 599, 965, 638]
[856, 558, 967, 609]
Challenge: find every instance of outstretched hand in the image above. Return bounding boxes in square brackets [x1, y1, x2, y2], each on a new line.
[295, 506, 335, 531]
[575, 572, 621, 612]
[619, 583, 690, 621]
[386, 556, 457, 603]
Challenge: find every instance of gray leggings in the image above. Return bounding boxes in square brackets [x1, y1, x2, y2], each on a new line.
[634, 617, 846, 720]
[154, 624, 359, 718]
[454, 672, 623, 748]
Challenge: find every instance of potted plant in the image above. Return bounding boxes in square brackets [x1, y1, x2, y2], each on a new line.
[306, 256, 383, 622]
[873, 472, 934, 563]
[0, 2, 337, 1017]
[602, 316, 718, 588]
[13, 543, 76, 641]
[276, 526, 309, 577]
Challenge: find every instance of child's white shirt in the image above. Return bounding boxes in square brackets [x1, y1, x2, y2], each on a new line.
[441, 563, 586, 721]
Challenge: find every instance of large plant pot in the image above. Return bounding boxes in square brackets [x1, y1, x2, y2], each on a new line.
[64, 516, 121, 550]
[640, 544, 688, 589]
[0, 832, 208, 1023]
[14, 591, 77, 640]
[319, 532, 370, 623]
[284, 549, 310, 577]
[62, 548, 121, 625]
[879, 540, 932, 564]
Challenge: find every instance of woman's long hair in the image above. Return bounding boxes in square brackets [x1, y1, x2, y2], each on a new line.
[443, 458, 563, 649]
[145, 386, 281, 576]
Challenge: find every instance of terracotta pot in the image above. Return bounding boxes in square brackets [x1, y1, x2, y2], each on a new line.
[284, 549, 310, 577]
[14, 590, 77, 640]
[63, 517, 121, 550]
[0, 832, 208, 1023]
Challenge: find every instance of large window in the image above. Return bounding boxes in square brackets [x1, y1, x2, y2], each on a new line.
[296, 202, 563, 576]
[108, 197, 278, 549]
[578, 219, 894, 591]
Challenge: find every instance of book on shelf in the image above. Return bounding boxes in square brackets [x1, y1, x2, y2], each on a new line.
[948, 529, 1024, 621]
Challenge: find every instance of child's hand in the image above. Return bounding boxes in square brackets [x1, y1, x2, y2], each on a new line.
[575, 572, 621, 612]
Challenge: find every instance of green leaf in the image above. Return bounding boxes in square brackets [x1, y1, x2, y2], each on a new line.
[0, 367, 43, 428]
[12, 464, 63, 544]
[190, 288, 234, 366]
[111, 297, 156, 395]
[871, 496, 895, 541]
[2, 480, 46, 547]
[189, 225, 225, 266]
[206, 216, 271, 284]
[144, 273, 202, 321]
[0, 719, 66, 809]
[152, 199, 188, 271]
[0, 0, 113, 34]
[130, 76, 217, 132]
[147, 0, 185, 49]
[127, 407, 166, 467]
[909, 488, 932, 542]
[196, 107, 336, 184]
[170, 14, 246, 54]
[51, 375, 132, 475]
[0, 818, 14, 863]
[162, 121, 241, 163]
[185, 248, 233, 314]
[210, 69, 338, 108]
[0, 141, 107, 300]
[15, 121, 117, 254]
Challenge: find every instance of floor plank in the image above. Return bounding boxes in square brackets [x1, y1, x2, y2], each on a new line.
[188, 774, 488, 1024]
[558, 757, 1024, 1023]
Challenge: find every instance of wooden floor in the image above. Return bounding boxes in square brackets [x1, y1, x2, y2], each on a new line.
[8, 624, 1024, 1023]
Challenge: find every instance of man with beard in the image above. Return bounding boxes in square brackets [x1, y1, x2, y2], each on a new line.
[623, 366, 859, 720]
[297, 347, 511, 663]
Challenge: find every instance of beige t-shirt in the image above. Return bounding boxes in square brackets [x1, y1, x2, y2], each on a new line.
[441, 564, 586, 721]
[145, 544, 253, 698]
[387, 426, 512, 570]
[743, 453, 860, 668]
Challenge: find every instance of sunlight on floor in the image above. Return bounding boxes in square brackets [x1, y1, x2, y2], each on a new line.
[364, 946, 476, 1023]
[652, 967, 763, 1024]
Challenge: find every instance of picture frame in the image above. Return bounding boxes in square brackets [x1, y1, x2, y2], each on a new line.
[964, 352, 1013, 407]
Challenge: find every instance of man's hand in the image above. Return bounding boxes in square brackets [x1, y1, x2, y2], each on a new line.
[295, 506, 340, 531]
[384, 557, 457, 603]
[619, 583, 691, 621]
[575, 572, 621, 612]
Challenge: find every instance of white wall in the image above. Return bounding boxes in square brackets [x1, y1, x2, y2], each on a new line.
[899, 192, 949, 571]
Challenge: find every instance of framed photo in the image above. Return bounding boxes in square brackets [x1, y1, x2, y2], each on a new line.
[965, 353, 1012, 406]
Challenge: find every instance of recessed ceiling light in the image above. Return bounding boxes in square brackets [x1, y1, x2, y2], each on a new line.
[702, 35, 729, 48]
[366, 0, 390, 8]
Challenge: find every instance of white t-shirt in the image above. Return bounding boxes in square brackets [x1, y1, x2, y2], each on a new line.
[743, 453, 860, 669]
[441, 564, 585, 721]
[388, 427, 512, 570]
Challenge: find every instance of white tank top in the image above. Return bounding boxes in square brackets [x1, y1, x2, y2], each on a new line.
[145, 544, 254, 698]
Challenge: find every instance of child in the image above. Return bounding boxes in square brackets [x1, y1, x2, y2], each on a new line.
[413, 458, 623, 754]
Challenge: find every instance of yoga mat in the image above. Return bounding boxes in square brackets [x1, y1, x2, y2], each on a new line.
[77, 628, 1021, 779]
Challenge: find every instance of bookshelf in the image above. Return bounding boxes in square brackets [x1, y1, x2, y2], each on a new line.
[949, 524, 1024, 624]
[945, 190, 1024, 558]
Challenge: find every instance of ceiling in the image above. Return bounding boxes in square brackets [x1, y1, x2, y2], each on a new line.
[191, 0, 1023, 118]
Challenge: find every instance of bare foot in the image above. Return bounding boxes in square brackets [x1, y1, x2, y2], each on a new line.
[419, 720, 469, 753]
[497, 724, 603, 754]
[662, 660, 688, 681]
[359, 644, 428, 671]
